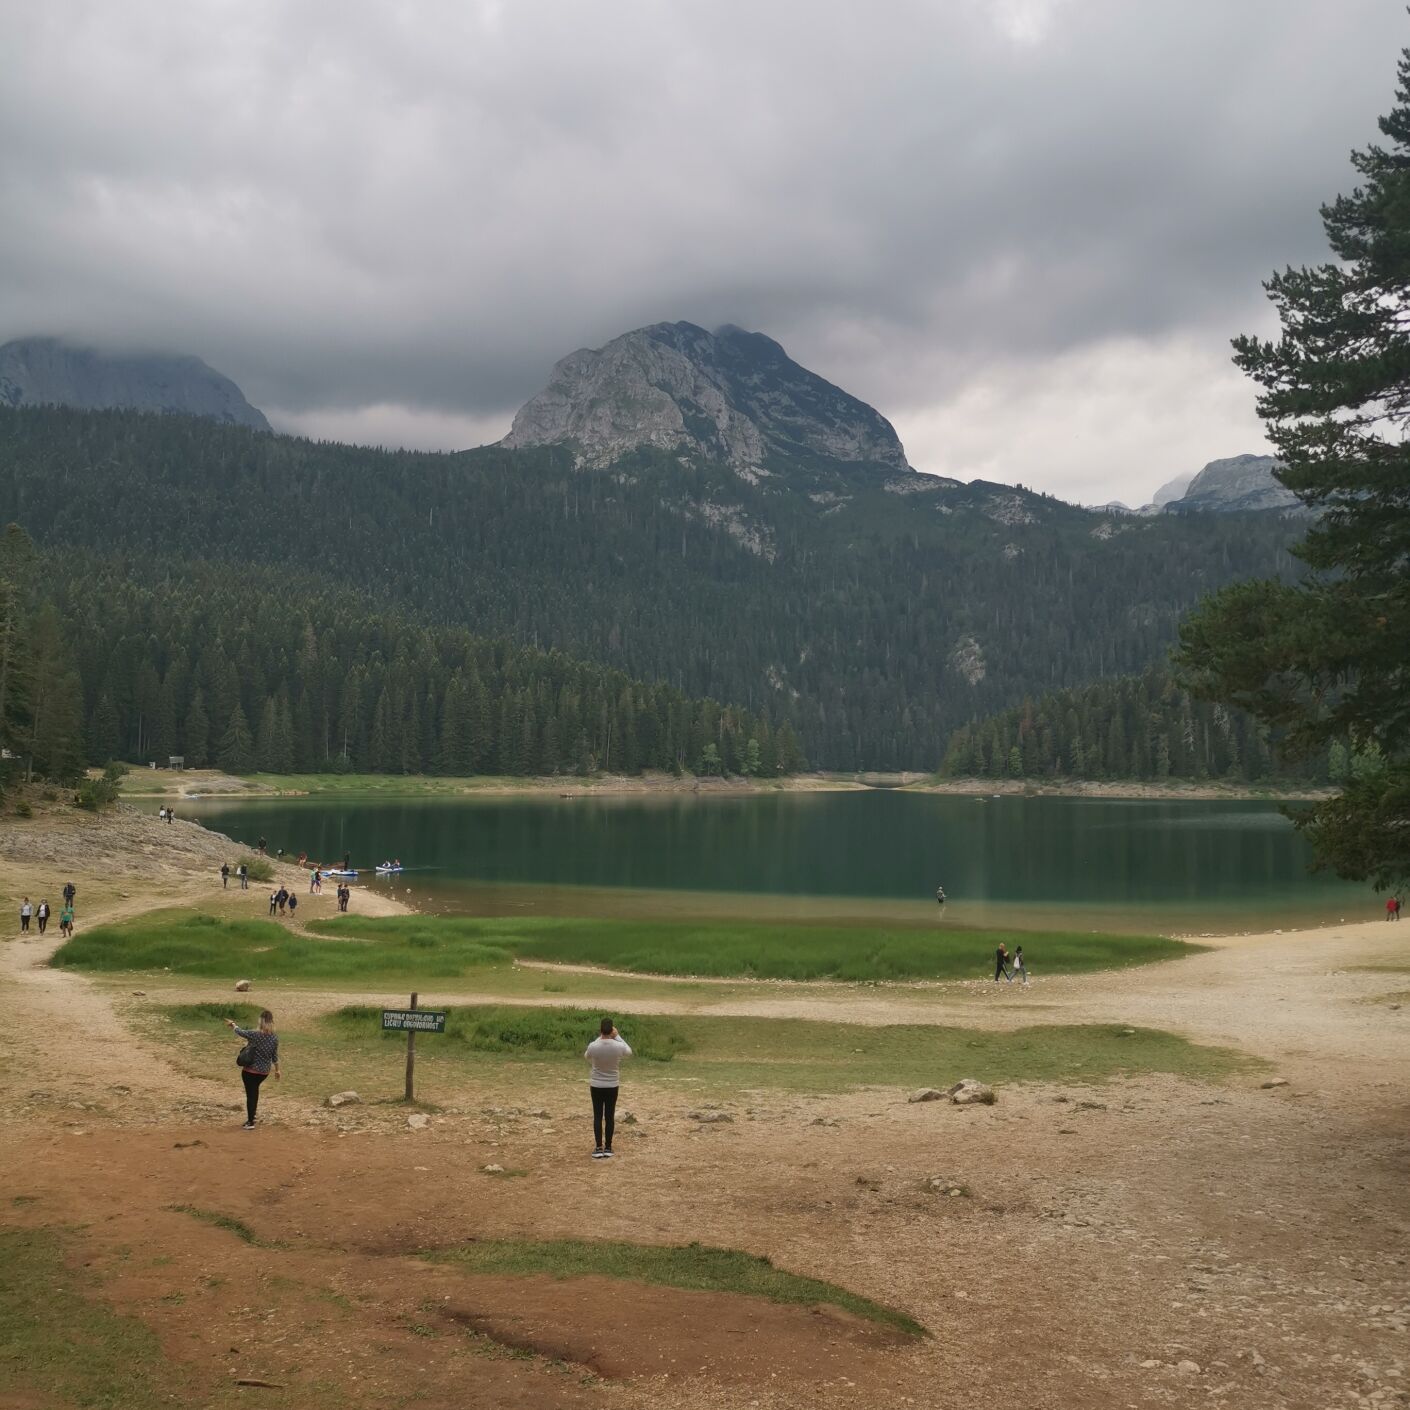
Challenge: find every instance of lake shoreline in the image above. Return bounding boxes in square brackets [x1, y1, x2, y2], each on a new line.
[117, 766, 1333, 804]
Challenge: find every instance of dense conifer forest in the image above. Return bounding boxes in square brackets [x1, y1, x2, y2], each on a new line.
[0, 407, 1306, 770]
[0, 541, 794, 784]
[938, 669, 1334, 784]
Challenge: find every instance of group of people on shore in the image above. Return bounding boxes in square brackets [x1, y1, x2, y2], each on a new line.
[218, 861, 351, 912]
[268, 885, 299, 918]
[17, 884, 76, 938]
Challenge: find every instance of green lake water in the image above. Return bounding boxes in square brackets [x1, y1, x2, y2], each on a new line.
[175, 791, 1375, 935]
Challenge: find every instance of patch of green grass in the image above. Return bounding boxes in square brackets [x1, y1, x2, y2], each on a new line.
[315, 1006, 1251, 1093]
[53, 908, 514, 981]
[432, 1238, 925, 1336]
[168, 1204, 262, 1245]
[316, 914, 1193, 983]
[0, 1228, 187, 1407]
[324, 1004, 689, 1062]
[243, 772, 573, 796]
[57, 908, 1194, 987]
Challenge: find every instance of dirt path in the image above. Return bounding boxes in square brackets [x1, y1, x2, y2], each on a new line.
[0, 801, 410, 1115]
[3, 802, 1409, 1409]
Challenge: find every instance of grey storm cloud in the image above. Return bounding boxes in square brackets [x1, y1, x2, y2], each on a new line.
[0, 0, 1404, 500]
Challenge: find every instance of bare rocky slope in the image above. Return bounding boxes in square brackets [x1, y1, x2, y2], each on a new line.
[502, 321, 910, 476]
[1171, 453, 1300, 513]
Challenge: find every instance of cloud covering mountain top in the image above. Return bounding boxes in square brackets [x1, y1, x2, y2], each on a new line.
[0, 0, 1400, 502]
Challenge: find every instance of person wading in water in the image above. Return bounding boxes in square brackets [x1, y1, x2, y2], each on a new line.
[583, 1018, 632, 1160]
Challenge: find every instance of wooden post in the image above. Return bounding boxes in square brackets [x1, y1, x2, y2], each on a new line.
[404, 991, 417, 1103]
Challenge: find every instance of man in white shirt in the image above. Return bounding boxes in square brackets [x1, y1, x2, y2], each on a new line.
[583, 1018, 632, 1159]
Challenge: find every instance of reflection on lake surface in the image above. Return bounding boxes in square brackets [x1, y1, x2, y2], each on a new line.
[177, 791, 1372, 934]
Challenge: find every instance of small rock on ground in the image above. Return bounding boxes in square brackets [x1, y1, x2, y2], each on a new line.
[947, 1079, 996, 1106]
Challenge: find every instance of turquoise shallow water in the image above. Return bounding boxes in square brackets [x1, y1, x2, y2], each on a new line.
[175, 791, 1375, 935]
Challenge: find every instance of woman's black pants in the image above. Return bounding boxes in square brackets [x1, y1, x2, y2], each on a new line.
[590, 1086, 618, 1150]
[241, 1070, 267, 1123]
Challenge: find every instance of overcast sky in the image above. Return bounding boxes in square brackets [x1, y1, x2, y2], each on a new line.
[1, 1, 1402, 504]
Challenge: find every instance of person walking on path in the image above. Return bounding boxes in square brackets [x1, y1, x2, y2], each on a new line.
[238, 863, 248, 890]
[1387, 895, 1402, 922]
[225, 1011, 280, 1129]
[59, 903, 74, 938]
[286, 892, 298, 919]
[19, 898, 32, 933]
[337, 884, 350, 913]
[1013, 945, 1028, 984]
[268, 889, 279, 916]
[309, 869, 320, 895]
[221, 863, 230, 890]
[584, 1018, 632, 1159]
[994, 942, 1012, 982]
[257, 836, 267, 856]
[276, 886, 289, 915]
[36, 900, 49, 935]
[62, 881, 76, 908]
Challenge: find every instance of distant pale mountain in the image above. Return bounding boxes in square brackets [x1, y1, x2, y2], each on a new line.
[1172, 453, 1299, 513]
[502, 320, 910, 476]
[0, 336, 269, 430]
[1151, 471, 1194, 506]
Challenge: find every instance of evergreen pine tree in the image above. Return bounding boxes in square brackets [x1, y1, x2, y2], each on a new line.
[184, 688, 211, 767]
[1177, 37, 1410, 885]
[217, 702, 255, 773]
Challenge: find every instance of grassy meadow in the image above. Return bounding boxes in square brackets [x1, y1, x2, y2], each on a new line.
[153, 998, 1253, 1099]
[58, 907, 1242, 1100]
[53, 908, 1196, 985]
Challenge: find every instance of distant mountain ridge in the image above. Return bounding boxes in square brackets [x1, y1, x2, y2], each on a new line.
[502, 320, 911, 477]
[0, 336, 269, 430]
[1173, 453, 1299, 513]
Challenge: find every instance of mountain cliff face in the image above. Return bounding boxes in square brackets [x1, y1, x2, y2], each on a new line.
[502, 321, 910, 476]
[1173, 454, 1299, 513]
[0, 337, 270, 430]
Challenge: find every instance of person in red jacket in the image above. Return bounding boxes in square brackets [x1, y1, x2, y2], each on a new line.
[1388, 895, 1402, 922]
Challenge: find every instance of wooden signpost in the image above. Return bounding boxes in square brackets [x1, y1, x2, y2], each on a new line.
[381, 993, 448, 1102]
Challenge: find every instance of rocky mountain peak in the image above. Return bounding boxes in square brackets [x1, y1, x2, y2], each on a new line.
[0, 336, 270, 430]
[1174, 453, 1298, 513]
[501, 321, 911, 476]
